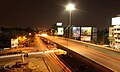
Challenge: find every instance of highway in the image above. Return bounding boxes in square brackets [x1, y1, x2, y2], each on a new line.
[35, 35, 71, 72]
[43, 36, 120, 72]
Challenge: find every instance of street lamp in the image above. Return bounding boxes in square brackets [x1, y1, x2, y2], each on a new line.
[66, 3, 75, 39]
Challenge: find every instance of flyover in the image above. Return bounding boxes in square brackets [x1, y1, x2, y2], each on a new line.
[42, 36, 120, 72]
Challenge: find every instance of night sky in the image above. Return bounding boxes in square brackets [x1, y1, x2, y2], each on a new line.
[0, 0, 120, 30]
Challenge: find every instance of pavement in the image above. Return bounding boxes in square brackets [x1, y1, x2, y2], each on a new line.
[3, 56, 51, 72]
[24, 57, 50, 72]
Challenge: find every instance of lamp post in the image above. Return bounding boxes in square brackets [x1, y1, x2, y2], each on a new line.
[66, 3, 75, 39]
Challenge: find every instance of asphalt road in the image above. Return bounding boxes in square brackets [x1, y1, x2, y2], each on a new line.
[44, 36, 120, 72]
[35, 35, 71, 72]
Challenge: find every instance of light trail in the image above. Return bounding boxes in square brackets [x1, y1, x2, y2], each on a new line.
[44, 36, 120, 71]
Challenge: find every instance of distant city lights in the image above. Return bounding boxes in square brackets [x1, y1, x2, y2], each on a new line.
[40, 33, 48, 37]
[56, 23, 62, 26]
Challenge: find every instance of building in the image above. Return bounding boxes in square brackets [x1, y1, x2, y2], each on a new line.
[109, 16, 120, 49]
[109, 26, 120, 49]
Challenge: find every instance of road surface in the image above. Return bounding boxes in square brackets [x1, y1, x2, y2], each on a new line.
[44, 36, 120, 71]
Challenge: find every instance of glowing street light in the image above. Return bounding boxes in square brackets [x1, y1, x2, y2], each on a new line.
[23, 36, 27, 40]
[18, 37, 22, 40]
[66, 3, 75, 11]
[66, 3, 75, 38]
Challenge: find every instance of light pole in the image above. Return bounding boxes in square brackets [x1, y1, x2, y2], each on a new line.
[66, 3, 75, 39]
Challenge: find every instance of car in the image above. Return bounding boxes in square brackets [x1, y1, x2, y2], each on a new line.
[102, 45, 111, 48]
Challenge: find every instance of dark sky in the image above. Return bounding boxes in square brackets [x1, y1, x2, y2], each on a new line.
[0, 0, 120, 30]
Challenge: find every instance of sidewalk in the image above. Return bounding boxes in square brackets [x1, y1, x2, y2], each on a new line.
[3, 57, 51, 72]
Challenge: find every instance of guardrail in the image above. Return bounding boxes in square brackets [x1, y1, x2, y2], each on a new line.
[0, 49, 67, 58]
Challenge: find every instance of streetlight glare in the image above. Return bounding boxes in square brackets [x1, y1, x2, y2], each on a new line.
[66, 3, 75, 11]
[65, 3, 76, 38]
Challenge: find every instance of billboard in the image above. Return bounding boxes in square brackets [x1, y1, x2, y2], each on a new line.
[93, 27, 97, 35]
[56, 23, 62, 26]
[72, 27, 80, 37]
[57, 27, 64, 35]
[81, 27, 92, 35]
[81, 36, 91, 41]
[112, 17, 120, 25]
[11, 39, 19, 48]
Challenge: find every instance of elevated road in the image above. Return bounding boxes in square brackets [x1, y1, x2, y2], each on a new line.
[35, 35, 71, 72]
[43, 36, 120, 72]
